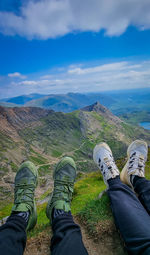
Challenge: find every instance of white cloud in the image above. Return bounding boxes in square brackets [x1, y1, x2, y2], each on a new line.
[68, 62, 129, 75]
[19, 80, 38, 85]
[1, 60, 149, 99]
[8, 72, 26, 79]
[0, 0, 150, 39]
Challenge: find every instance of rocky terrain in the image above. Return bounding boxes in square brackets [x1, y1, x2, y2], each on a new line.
[0, 102, 150, 254]
[0, 101, 150, 206]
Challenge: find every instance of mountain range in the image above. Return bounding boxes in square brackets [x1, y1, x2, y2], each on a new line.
[1, 88, 150, 115]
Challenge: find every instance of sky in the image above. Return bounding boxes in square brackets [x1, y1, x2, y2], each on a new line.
[1, 0, 150, 98]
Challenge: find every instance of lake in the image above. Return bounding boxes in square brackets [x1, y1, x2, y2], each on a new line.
[140, 122, 150, 130]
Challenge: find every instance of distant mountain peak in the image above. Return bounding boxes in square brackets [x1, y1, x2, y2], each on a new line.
[81, 101, 122, 124]
[81, 101, 108, 113]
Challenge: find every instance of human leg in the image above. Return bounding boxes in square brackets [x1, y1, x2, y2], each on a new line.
[133, 176, 150, 214]
[0, 161, 38, 255]
[120, 140, 150, 214]
[93, 142, 150, 255]
[108, 177, 150, 255]
[46, 157, 88, 255]
[0, 214, 27, 255]
[51, 209, 88, 255]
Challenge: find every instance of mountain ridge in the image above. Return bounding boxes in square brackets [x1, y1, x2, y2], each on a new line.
[0, 92, 115, 112]
[0, 101, 150, 232]
[1, 89, 150, 115]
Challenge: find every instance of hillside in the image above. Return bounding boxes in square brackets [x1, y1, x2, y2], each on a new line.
[0, 102, 150, 254]
[0, 94, 46, 106]
[0, 101, 150, 206]
[119, 110, 150, 126]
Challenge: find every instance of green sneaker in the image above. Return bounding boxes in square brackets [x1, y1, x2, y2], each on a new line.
[46, 157, 76, 222]
[11, 161, 38, 231]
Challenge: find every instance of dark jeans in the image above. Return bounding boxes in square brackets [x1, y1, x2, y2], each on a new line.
[51, 213, 88, 255]
[0, 211, 88, 255]
[0, 215, 27, 255]
[1, 177, 150, 255]
[108, 177, 150, 255]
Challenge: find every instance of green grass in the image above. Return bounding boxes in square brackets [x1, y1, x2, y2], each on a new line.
[72, 172, 106, 214]
[78, 193, 112, 234]
[76, 160, 97, 172]
[20, 111, 83, 155]
[38, 164, 52, 176]
[29, 155, 48, 165]
[79, 193, 112, 221]
[28, 171, 106, 237]
[39, 190, 51, 201]
[51, 150, 62, 157]
[145, 148, 150, 179]
[10, 161, 18, 172]
[0, 132, 18, 151]
[91, 112, 112, 132]
[28, 203, 49, 238]
[119, 111, 150, 125]
[0, 203, 13, 219]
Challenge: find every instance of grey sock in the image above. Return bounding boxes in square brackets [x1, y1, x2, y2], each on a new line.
[12, 211, 30, 223]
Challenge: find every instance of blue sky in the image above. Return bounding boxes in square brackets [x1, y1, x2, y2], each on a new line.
[0, 0, 150, 98]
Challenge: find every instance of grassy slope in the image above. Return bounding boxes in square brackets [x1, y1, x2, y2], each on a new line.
[1, 149, 150, 240]
[19, 111, 83, 156]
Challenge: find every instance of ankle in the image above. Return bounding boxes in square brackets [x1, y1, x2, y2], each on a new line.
[52, 208, 72, 222]
[10, 211, 30, 227]
[131, 175, 144, 187]
[12, 211, 30, 222]
[107, 175, 120, 186]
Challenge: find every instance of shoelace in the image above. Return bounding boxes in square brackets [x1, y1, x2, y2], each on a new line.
[14, 184, 35, 205]
[52, 180, 74, 202]
[99, 155, 118, 178]
[128, 152, 145, 175]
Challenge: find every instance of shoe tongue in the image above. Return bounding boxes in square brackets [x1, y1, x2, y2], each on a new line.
[139, 154, 144, 160]
[12, 203, 30, 213]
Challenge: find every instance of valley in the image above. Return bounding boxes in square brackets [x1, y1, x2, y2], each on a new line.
[0, 101, 150, 254]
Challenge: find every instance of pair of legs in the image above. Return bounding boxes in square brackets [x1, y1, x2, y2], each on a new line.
[0, 140, 150, 254]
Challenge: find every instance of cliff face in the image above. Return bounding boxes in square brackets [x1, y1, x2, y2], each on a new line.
[0, 106, 53, 137]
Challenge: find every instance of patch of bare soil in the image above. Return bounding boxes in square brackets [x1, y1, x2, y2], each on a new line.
[24, 229, 51, 255]
[24, 217, 127, 255]
[75, 217, 127, 255]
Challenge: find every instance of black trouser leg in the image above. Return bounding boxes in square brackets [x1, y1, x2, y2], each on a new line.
[0, 215, 27, 255]
[51, 212, 88, 255]
[107, 177, 150, 255]
[133, 177, 150, 215]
